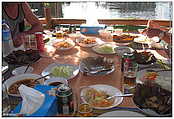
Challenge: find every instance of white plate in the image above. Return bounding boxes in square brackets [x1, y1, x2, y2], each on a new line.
[114, 46, 134, 56]
[80, 84, 123, 109]
[136, 68, 172, 91]
[3, 73, 42, 97]
[92, 43, 117, 54]
[41, 63, 79, 80]
[76, 37, 101, 47]
[12, 66, 33, 75]
[53, 40, 75, 51]
[99, 110, 145, 117]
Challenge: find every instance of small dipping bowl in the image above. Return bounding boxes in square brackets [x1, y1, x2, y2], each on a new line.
[12, 66, 34, 75]
[44, 77, 68, 86]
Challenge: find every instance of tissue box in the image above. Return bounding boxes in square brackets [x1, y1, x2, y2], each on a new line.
[80, 24, 105, 35]
[11, 85, 57, 117]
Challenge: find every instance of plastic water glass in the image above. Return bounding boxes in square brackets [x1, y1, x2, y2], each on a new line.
[23, 34, 37, 50]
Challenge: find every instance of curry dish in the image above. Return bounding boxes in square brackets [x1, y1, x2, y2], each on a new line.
[8, 79, 37, 95]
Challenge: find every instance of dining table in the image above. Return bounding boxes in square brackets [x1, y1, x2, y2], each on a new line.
[2, 30, 171, 117]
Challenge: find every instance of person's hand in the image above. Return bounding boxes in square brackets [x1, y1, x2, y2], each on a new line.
[12, 32, 26, 47]
[142, 28, 163, 38]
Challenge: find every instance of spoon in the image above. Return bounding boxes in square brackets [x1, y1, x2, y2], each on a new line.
[106, 93, 133, 100]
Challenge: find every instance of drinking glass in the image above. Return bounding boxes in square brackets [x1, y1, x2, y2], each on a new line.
[123, 62, 138, 94]
[23, 34, 37, 50]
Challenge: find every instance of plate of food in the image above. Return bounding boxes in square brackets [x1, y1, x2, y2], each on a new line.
[80, 84, 123, 109]
[92, 43, 117, 54]
[3, 49, 41, 65]
[112, 33, 138, 43]
[136, 68, 172, 91]
[53, 40, 75, 51]
[76, 37, 100, 47]
[79, 56, 115, 75]
[114, 46, 134, 56]
[133, 82, 172, 116]
[133, 50, 157, 65]
[41, 63, 79, 80]
[128, 42, 149, 50]
[3, 73, 42, 97]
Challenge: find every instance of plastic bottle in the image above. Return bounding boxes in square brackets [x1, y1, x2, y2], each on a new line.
[2, 20, 13, 57]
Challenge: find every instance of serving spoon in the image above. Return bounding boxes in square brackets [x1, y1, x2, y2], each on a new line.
[106, 93, 133, 100]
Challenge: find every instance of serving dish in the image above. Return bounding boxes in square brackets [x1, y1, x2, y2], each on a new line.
[53, 40, 75, 51]
[41, 63, 79, 80]
[134, 68, 172, 116]
[44, 77, 68, 86]
[80, 84, 123, 109]
[133, 51, 157, 65]
[112, 33, 138, 43]
[92, 43, 117, 55]
[76, 37, 100, 47]
[79, 56, 115, 75]
[114, 46, 134, 56]
[4, 49, 41, 65]
[3, 73, 42, 97]
[133, 83, 172, 117]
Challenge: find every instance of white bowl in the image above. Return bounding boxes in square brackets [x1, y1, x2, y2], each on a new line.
[44, 77, 68, 86]
[3, 73, 42, 97]
[12, 66, 34, 75]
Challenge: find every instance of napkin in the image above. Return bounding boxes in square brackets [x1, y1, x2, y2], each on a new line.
[18, 85, 45, 114]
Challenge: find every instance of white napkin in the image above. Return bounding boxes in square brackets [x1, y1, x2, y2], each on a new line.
[18, 85, 45, 114]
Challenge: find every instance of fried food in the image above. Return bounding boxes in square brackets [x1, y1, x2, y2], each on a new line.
[53, 41, 74, 50]
[79, 38, 96, 44]
[113, 34, 138, 43]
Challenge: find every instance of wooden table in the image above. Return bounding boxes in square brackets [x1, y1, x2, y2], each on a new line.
[3, 32, 169, 116]
[30, 33, 169, 116]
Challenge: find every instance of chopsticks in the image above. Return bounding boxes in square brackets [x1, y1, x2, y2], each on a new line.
[33, 73, 50, 82]
[24, 64, 30, 73]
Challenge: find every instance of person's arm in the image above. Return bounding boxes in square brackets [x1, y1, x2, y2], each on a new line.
[22, 2, 43, 34]
[147, 20, 169, 32]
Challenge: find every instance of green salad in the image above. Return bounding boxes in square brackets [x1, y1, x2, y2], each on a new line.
[96, 45, 115, 54]
[51, 66, 74, 78]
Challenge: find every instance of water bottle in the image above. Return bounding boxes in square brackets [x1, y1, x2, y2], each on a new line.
[2, 20, 13, 57]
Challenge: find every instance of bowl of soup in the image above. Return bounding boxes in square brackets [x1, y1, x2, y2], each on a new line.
[3, 74, 42, 97]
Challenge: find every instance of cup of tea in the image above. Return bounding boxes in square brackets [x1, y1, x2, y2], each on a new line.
[123, 62, 138, 94]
